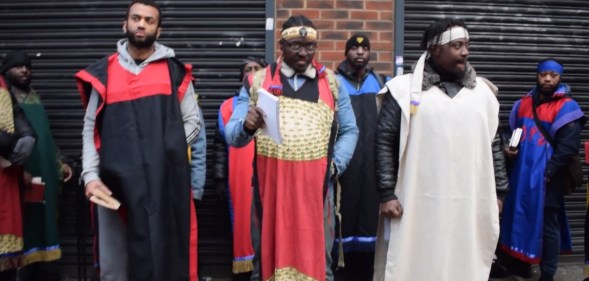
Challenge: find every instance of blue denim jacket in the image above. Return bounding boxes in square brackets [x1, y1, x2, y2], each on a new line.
[190, 109, 206, 200]
[224, 75, 358, 175]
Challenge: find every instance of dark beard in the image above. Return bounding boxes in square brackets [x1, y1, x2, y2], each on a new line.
[126, 29, 157, 49]
[429, 59, 464, 82]
[536, 81, 558, 97]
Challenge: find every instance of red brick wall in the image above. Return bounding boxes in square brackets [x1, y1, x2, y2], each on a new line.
[274, 0, 394, 76]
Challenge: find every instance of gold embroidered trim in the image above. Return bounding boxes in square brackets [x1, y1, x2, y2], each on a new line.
[21, 248, 62, 266]
[0, 235, 23, 255]
[232, 259, 254, 274]
[268, 267, 318, 281]
[281, 26, 318, 41]
[256, 98, 333, 161]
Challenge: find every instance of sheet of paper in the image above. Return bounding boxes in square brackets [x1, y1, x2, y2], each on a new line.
[509, 128, 523, 148]
[256, 88, 282, 144]
[90, 188, 121, 210]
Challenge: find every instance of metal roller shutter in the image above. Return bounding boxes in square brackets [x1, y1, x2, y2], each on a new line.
[0, 0, 267, 278]
[403, 0, 589, 260]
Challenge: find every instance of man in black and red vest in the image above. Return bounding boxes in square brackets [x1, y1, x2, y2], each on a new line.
[75, 1, 201, 280]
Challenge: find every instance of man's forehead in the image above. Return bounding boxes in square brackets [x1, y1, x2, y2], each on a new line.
[129, 3, 159, 17]
[539, 71, 560, 75]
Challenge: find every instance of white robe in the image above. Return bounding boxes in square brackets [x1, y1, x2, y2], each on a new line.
[373, 74, 500, 281]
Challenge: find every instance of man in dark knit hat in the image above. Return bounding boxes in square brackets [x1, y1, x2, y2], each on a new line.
[1, 50, 73, 281]
[332, 33, 389, 281]
[0, 66, 36, 281]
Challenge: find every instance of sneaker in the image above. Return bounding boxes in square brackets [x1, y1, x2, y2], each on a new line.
[509, 260, 533, 279]
[489, 259, 510, 279]
[537, 274, 553, 281]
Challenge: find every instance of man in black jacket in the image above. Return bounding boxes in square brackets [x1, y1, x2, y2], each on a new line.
[372, 19, 508, 281]
[333, 34, 388, 281]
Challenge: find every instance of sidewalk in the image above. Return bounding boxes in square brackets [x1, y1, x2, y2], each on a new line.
[490, 263, 585, 281]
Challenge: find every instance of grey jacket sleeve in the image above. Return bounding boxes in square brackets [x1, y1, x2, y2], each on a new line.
[81, 90, 100, 185]
[190, 109, 206, 200]
[181, 83, 201, 144]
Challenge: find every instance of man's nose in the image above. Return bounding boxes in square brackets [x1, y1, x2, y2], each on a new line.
[460, 46, 469, 57]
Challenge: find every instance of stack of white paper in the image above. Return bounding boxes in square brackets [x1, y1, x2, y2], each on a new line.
[256, 89, 282, 144]
[509, 128, 523, 148]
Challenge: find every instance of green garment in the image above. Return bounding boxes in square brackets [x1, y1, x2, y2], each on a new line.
[15, 88, 61, 265]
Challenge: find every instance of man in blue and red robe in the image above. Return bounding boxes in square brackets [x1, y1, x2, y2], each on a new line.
[500, 58, 585, 281]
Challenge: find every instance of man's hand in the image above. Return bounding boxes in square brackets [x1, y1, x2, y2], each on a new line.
[503, 146, 518, 159]
[243, 107, 266, 134]
[62, 163, 73, 182]
[9, 135, 35, 165]
[23, 171, 33, 187]
[85, 180, 112, 201]
[380, 199, 403, 219]
[497, 199, 503, 214]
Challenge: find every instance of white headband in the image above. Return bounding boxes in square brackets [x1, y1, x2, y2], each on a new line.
[427, 26, 469, 48]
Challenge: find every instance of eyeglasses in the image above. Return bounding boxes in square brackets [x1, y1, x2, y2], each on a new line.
[284, 41, 317, 52]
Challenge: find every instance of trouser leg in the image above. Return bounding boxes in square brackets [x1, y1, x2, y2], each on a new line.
[249, 200, 261, 281]
[97, 206, 128, 281]
[325, 184, 335, 281]
[540, 207, 561, 278]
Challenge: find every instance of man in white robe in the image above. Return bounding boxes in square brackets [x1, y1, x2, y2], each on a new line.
[373, 19, 509, 281]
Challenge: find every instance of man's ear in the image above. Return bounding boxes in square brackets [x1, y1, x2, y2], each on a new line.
[156, 27, 162, 39]
[122, 21, 127, 33]
[429, 45, 441, 57]
[278, 39, 285, 53]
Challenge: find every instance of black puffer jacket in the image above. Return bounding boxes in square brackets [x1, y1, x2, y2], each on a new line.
[0, 89, 36, 157]
[375, 87, 509, 203]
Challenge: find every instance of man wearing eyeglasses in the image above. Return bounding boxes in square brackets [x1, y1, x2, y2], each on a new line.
[224, 15, 358, 281]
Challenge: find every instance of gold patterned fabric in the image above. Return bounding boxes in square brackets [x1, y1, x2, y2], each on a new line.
[256, 97, 334, 161]
[268, 267, 319, 281]
[0, 88, 15, 134]
[0, 234, 23, 271]
[0, 234, 22, 255]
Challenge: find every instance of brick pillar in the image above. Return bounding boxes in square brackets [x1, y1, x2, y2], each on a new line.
[274, 0, 394, 75]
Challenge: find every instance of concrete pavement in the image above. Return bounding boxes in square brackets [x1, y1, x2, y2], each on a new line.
[490, 263, 586, 281]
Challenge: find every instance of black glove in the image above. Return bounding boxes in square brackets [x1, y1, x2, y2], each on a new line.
[9, 135, 35, 165]
[216, 180, 228, 203]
